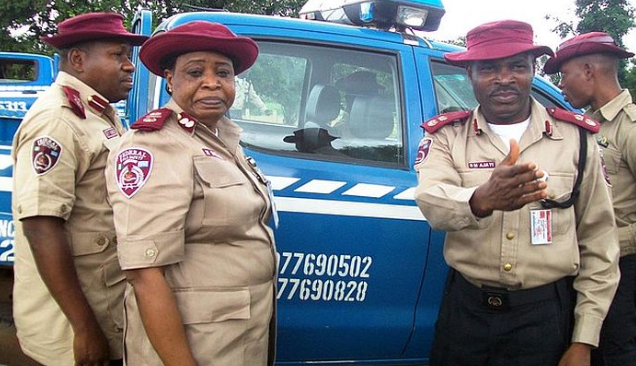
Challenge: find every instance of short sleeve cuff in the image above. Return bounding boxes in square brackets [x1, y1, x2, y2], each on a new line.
[118, 230, 185, 270]
[15, 197, 73, 221]
[571, 313, 604, 347]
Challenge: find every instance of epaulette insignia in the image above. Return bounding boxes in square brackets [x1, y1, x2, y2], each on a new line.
[131, 108, 173, 131]
[421, 110, 472, 133]
[62, 86, 86, 119]
[87, 95, 109, 114]
[176, 112, 197, 134]
[546, 107, 599, 134]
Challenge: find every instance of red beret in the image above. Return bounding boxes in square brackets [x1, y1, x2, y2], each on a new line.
[544, 32, 635, 74]
[445, 20, 553, 66]
[139, 21, 259, 76]
[40, 12, 148, 49]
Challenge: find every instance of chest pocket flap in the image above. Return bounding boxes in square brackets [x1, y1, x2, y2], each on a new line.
[193, 156, 248, 188]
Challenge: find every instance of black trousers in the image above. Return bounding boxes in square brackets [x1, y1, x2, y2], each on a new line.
[430, 269, 574, 366]
[592, 254, 636, 366]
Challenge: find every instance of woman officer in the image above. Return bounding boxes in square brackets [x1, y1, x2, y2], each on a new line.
[105, 21, 277, 366]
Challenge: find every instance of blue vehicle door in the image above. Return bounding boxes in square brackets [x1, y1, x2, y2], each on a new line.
[0, 53, 55, 265]
[136, 13, 434, 364]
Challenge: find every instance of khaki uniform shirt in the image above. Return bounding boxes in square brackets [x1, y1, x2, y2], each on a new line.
[415, 98, 620, 346]
[12, 71, 126, 366]
[106, 99, 277, 366]
[588, 89, 636, 257]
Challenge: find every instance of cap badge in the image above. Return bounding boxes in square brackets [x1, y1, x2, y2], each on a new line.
[115, 148, 153, 198]
[32, 136, 62, 175]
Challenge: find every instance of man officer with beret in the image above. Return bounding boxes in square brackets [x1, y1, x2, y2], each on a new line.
[415, 20, 620, 366]
[11, 12, 147, 366]
[545, 32, 636, 366]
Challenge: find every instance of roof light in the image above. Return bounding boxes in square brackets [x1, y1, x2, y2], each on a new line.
[396, 5, 428, 28]
[299, 0, 445, 31]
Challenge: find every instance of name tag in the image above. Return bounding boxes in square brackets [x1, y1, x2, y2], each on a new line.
[530, 209, 552, 245]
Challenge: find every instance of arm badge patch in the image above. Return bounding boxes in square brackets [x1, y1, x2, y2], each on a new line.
[32, 136, 62, 175]
[115, 148, 153, 198]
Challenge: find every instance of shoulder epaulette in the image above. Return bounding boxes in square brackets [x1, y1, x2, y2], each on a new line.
[131, 108, 173, 131]
[421, 110, 472, 133]
[62, 86, 86, 119]
[546, 107, 599, 134]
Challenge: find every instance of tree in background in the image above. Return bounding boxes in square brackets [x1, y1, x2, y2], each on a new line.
[545, 0, 636, 96]
[0, 0, 305, 54]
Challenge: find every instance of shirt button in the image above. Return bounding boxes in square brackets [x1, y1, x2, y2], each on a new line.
[60, 205, 67, 213]
[18, 206, 22, 214]
[96, 237, 107, 246]
[549, 193, 556, 200]
[503, 263, 513, 271]
[145, 248, 157, 258]
[506, 232, 515, 240]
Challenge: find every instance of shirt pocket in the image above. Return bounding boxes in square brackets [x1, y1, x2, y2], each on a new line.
[602, 147, 621, 175]
[193, 157, 251, 227]
[174, 288, 251, 324]
[174, 288, 250, 366]
[458, 169, 493, 188]
[529, 172, 575, 235]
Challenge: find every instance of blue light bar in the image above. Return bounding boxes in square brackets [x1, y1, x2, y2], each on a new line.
[299, 0, 445, 32]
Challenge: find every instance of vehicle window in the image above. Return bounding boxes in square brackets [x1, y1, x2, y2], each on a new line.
[235, 41, 404, 167]
[0, 59, 37, 83]
[431, 61, 478, 113]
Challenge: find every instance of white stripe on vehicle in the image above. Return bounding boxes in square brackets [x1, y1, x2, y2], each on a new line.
[393, 187, 416, 200]
[0, 155, 12, 170]
[274, 196, 425, 221]
[268, 176, 300, 190]
[342, 183, 395, 198]
[0, 177, 11, 192]
[294, 179, 347, 194]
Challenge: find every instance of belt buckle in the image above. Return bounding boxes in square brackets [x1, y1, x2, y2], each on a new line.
[482, 287, 510, 311]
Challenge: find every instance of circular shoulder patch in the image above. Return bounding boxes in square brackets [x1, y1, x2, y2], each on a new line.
[115, 148, 154, 198]
[32, 136, 62, 175]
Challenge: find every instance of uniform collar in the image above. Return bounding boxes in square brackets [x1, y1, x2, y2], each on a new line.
[164, 99, 243, 150]
[56, 71, 114, 116]
[588, 89, 632, 123]
[472, 98, 562, 152]
[166, 99, 196, 135]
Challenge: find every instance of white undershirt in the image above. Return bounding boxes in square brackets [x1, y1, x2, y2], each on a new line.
[487, 117, 530, 151]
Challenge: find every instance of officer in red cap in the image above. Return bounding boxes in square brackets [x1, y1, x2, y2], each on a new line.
[104, 21, 276, 366]
[415, 20, 620, 366]
[546, 32, 636, 366]
[11, 12, 147, 366]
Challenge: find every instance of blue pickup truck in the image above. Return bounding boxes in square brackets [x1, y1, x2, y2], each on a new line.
[0, 1, 574, 365]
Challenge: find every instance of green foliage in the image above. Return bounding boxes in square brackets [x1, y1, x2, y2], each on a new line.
[547, 0, 636, 95]
[0, 0, 305, 55]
